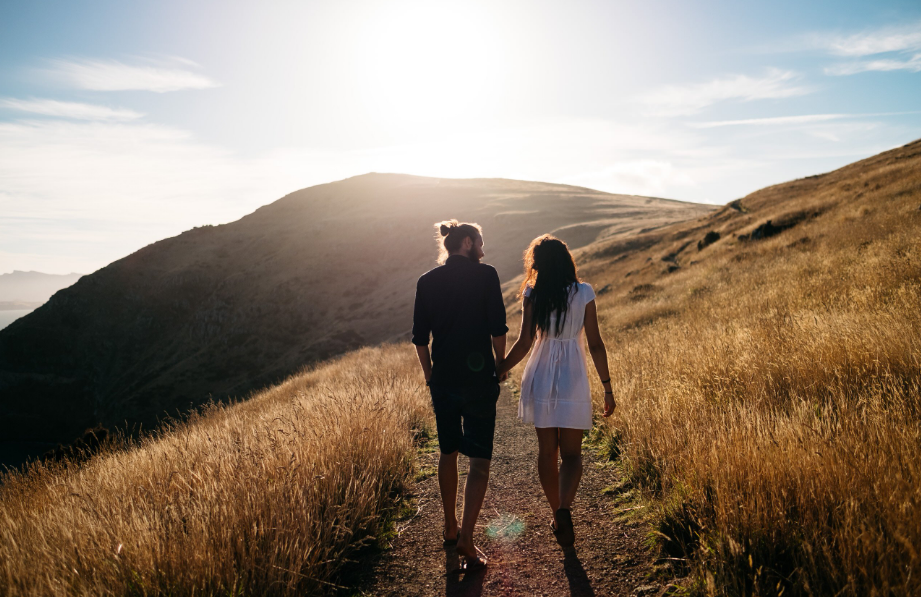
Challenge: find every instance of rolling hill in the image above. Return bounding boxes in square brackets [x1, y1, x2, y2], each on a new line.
[0, 174, 711, 462]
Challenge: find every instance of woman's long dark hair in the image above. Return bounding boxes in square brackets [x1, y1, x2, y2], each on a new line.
[519, 235, 579, 337]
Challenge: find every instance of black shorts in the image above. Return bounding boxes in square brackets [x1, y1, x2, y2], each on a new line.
[429, 383, 501, 460]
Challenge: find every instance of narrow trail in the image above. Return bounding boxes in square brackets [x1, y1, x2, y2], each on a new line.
[363, 386, 666, 597]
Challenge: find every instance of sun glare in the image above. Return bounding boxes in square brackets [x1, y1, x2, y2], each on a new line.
[354, 2, 508, 134]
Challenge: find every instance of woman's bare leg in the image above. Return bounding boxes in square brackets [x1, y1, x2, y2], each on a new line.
[557, 428, 583, 509]
[535, 427, 561, 513]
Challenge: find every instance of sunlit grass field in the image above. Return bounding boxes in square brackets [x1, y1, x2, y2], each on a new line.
[0, 348, 431, 596]
[577, 143, 921, 595]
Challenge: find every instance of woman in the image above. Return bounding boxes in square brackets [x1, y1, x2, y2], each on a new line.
[497, 234, 615, 547]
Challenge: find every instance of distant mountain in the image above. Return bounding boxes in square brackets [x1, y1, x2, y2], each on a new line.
[0, 174, 712, 457]
[0, 271, 83, 308]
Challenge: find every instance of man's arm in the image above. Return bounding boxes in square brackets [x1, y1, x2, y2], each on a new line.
[485, 267, 509, 336]
[415, 345, 433, 383]
[485, 267, 510, 381]
[486, 267, 508, 381]
[411, 278, 432, 383]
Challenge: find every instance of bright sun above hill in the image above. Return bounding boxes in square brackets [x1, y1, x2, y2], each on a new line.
[353, 3, 507, 132]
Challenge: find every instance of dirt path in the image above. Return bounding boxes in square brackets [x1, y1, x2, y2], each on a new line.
[362, 386, 667, 597]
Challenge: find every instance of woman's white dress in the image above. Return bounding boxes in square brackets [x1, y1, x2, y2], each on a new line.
[519, 282, 596, 429]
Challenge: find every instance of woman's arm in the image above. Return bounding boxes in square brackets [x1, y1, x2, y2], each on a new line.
[583, 300, 616, 416]
[496, 298, 535, 377]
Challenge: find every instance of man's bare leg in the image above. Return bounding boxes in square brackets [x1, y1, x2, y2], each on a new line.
[456, 457, 490, 562]
[438, 451, 459, 540]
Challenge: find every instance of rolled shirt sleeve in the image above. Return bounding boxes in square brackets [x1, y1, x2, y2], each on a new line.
[411, 278, 431, 346]
[486, 268, 509, 337]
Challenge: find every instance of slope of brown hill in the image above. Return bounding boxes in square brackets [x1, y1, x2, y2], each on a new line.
[573, 139, 920, 289]
[0, 174, 712, 463]
[493, 139, 921, 302]
[533, 139, 919, 594]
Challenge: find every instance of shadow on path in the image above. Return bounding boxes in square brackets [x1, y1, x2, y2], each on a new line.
[443, 547, 488, 596]
[562, 548, 595, 596]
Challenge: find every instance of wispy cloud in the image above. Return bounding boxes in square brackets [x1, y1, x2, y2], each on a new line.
[819, 22, 921, 57]
[0, 98, 144, 121]
[689, 111, 921, 129]
[45, 57, 219, 92]
[639, 69, 812, 117]
[825, 53, 921, 75]
[806, 21, 921, 75]
[689, 114, 847, 128]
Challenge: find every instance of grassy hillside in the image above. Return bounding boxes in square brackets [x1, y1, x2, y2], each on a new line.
[0, 173, 711, 463]
[0, 347, 430, 596]
[563, 139, 920, 595]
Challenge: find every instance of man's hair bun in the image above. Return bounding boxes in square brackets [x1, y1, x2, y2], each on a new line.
[432, 219, 483, 264]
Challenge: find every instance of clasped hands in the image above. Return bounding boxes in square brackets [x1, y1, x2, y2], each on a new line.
[495, 357, 509, 382]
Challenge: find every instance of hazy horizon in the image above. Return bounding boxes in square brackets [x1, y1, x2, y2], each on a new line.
[2, 0, 920, 274]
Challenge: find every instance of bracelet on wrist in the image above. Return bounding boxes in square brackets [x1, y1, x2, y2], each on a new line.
[600, 377, 611, 384]
[604, 391, 613, 395]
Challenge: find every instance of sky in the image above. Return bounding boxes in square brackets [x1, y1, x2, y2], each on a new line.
[1, 0, 920, 275]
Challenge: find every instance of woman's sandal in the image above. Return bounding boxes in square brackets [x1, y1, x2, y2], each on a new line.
[553, 508, 575, 548]
[442, 529, 458, 548]
[458, 546, 488, 572]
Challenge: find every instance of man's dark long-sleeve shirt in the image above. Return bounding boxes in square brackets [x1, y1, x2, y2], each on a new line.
[412, 255, 509, 387]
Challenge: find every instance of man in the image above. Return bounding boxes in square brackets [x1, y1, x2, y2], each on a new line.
[411, 219, 508, 571]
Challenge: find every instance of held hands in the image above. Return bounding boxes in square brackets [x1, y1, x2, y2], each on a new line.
[496, 359, 509, 382]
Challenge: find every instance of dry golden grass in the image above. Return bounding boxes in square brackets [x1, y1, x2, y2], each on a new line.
[574, 142, 921, 595]
[0, 347, 431, 596]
